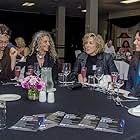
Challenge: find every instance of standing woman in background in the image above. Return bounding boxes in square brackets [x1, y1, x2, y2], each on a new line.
[15, 36, 29, 60]
[25, 30, 58, 81]
[0, 24, 17, 81]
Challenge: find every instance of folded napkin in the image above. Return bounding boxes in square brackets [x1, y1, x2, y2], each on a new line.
[99, 75, 112, 89]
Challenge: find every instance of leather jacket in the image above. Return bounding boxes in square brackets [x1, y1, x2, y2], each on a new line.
[69, 52, 118, 81]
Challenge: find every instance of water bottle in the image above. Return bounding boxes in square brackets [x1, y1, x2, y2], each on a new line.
[46, 67, 54, 92]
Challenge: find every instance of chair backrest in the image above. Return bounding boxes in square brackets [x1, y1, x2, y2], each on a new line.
[75, 50, 81, 58]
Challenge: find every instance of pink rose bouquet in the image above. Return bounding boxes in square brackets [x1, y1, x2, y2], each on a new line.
[21, 75, 46, 100]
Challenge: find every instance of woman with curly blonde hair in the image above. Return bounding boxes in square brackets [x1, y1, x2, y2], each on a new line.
[26, 30, 58, 81]
[70, 32, 117, 84]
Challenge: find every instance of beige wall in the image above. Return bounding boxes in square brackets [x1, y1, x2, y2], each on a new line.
[109, 9, 140, 19]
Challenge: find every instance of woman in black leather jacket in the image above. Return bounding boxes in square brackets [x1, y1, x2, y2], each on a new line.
[69, 33, 118, 83]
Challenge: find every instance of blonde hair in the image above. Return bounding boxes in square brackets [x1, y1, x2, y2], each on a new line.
[15, 37, 26, 48]
[29, 30, 57, 61]
[82, 33, 105, 54]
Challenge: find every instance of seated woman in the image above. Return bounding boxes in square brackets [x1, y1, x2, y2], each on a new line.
[25, 30, 58, 82]
[118, 40, 133, 58]
[126, 30, 140, 96]
[0, 24, 17, 81]
[15, 37, 29, 60]
[70, 33, 118, 84]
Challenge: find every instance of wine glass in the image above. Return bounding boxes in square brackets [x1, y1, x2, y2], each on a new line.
[15, 66, 21, 86]
[106, 72, 119, 99]
[94, 66, 104, 85]
[33, 63, 41, 77]
[62, 63, 71, 86]
[110, 72, 124, 98]
[111, 72, 118, 84]
[26, 65, 33, 77]
[114, 74, 124, 96]
[81, 66, 87, 78]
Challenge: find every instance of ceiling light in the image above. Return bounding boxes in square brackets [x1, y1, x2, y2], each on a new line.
[120, 0, 140, 4]
[22, 2, 35, 7]
[81, 9, 87, 13]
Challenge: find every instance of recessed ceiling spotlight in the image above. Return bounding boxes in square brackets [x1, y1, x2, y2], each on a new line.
[22, 2, 35, 7]
[120, 0, 140, 4]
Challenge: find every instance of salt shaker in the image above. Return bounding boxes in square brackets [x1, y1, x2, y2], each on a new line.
[39, 90, 46, 102]
[47, 92, 55, 103]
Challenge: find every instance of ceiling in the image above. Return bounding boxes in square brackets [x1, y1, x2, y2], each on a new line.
[0, 0, 140, 17]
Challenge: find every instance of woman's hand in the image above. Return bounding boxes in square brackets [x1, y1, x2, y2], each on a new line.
[10, 47, 17, 57]
[78, 74, 87, 84]
[10, 48, 17, 71]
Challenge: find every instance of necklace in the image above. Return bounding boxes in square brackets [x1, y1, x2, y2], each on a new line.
[37, 53, 45, 59]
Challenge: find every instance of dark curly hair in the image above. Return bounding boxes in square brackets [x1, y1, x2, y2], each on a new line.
[0, 24, 11, 37]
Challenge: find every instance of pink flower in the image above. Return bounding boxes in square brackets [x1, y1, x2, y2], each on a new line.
[21, 75, 46, 92]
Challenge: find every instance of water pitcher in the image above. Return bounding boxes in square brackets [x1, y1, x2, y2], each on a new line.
[41, 67, 54, 92]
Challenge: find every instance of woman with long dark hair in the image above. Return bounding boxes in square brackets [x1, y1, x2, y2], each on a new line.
[126, 30, 140, 96]
[0, 24, 17, 81]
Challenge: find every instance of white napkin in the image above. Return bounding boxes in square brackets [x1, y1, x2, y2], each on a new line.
[115, 89, 139, 100]
[99, 75, 112, 89]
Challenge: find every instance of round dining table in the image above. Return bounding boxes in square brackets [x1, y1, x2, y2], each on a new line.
[0, 84, 140, 140]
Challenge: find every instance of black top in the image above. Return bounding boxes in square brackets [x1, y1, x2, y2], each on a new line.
[69, 52, 118, 81]
[25, 52, 58, 82]
[85, 55, 97, 76]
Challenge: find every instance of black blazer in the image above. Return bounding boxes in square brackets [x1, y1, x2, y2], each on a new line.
[25, 52, 58, 82]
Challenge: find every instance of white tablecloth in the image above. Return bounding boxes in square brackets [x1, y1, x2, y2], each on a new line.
[114, 60, 129, 80]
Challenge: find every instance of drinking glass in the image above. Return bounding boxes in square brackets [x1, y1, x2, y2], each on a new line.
[26, 65, 33, 77]
[0, 100, 6, 130]
[106, 72, 119, 99]
[33, 63, 41, 77]
[15, 66, 21, 86]
[62, 63, 71, 86]
[88, 75, 95, 90]
[114, 74, 124, 96]
[58, 73, 65, 87]
[94, 67, 104, 85]
[111, 72, 118, 84]
[81, 67, 87, 79]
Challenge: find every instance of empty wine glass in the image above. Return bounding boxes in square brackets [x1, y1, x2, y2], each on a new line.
[114, 74, 124, 96]
[26, 65, 33, 77]
[33, 63, 41, 77]
[94, 66, 104, 85]
[15, 66, 21, 86]
[62, 63, 71, 86]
